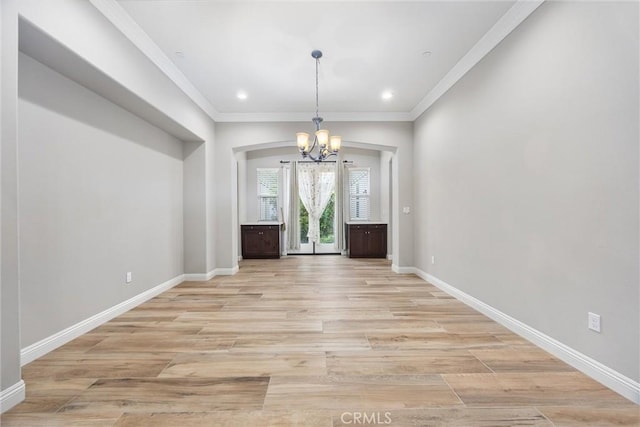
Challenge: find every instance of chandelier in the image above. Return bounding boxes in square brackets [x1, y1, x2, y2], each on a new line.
[296, 50, 342, 162]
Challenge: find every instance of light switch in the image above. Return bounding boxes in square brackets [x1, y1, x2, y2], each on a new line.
[402, 206, 411, 214]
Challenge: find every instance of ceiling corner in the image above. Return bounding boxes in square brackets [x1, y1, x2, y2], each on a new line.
[409, 0, 545, 121]
[89, 0, 220, 121]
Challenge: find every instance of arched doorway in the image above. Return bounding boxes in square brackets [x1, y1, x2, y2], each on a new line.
[235, 143, 394, 259]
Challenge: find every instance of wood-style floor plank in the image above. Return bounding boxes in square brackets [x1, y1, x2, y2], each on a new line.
[2, 256, 638, 426]
[59, 377, 270, 416]
[443, 372, 634, 407]
[326, 350, 492, 375]
[537, 406, 640, 426]
[113, 411, 332, 427]
[231, 332, 372, 352]
[263, 375, 462, 410]
[159, 352, 328, 378]
[331, 407, 552, 426]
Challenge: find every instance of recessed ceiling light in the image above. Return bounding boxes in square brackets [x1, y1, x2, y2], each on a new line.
[237, 91, 248, 100]
[381, 91, 393, 100]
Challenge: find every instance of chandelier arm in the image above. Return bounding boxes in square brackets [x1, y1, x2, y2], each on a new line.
[307, 134, 318, 156]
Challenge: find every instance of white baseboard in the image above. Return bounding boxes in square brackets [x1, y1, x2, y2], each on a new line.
[215, 265, 239, 276]
[413, 268, 640, 404]
[181, 265, 239, 281]
[21, 274, 184, 365]
[0, 380, 25, 414]
[391, 264, 417, 274]
[183, 270, 216, 281]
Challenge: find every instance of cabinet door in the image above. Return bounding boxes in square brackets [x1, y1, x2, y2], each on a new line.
[241, 227, 262, 258]
[348, 225, 368, 257]
[367, 224, 387, 258]
[262, 227, 280, 257]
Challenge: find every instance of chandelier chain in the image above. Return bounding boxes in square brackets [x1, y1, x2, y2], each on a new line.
[315, 56, 320, 122]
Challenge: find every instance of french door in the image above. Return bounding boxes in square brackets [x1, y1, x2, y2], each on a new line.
[296, 164, 338, 254]
[299, 192, 336, 254]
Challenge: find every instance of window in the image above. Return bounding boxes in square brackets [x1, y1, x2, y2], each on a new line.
[349, 167, 370, 220]
[257, 168, 279, 221]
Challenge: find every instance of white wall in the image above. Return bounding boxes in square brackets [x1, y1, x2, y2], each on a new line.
[18, 53, 184, 347]
[244, 146, 383, 223]
[414, 0, 639, 382]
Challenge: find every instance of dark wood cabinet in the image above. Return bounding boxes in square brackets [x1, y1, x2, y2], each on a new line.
[241, 224, 280, 259]
[347, 223, 387, 258]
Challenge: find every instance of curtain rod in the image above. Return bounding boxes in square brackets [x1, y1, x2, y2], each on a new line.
[279, 160, 353, 164]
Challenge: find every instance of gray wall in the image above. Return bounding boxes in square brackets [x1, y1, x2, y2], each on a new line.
[18, 53, 184, 347]
[14, 0, 217, 279]
[413, 1, 639, 381]
[3, 0, 218, 404]
[1, 0, 22, 393]
[183, 141, 207, 274]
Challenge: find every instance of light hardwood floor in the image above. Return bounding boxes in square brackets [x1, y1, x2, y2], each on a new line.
[2, 256, 638, 426]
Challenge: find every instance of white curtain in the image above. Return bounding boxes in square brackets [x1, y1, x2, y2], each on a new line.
[298, 163, 335, 244]
[287, 162, 300, 251]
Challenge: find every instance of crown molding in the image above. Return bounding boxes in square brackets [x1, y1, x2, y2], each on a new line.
[215, 111, 413, 123]
[89, 0, 220, 121]
[409, 0, 545, 121]
[91, 0, 542, 124]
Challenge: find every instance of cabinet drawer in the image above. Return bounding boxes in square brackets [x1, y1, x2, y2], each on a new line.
[243, 225, 279, 231]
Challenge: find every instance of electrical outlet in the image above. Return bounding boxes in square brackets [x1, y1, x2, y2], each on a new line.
[588, 312, 601, 332]
[431, 255, 435, 264]
[126, 272, 132, 284]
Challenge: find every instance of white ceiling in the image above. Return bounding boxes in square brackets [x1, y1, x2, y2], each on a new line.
[115, 0, 517, 119]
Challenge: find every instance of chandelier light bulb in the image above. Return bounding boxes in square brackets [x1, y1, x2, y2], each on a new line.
[297, 132, 310, 152]
[316, 129, 329, 148]
[330, 135, 342, 152]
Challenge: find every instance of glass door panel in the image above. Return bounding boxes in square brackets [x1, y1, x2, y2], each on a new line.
[315, 192, 336, 253]
[298, 200, 312, 253]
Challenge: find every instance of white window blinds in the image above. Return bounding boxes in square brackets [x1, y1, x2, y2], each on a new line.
[257, 168, 279, 221]
[348, 168, 370, 220]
